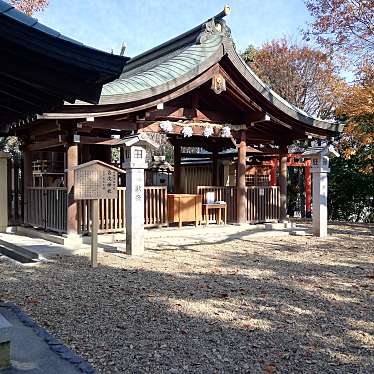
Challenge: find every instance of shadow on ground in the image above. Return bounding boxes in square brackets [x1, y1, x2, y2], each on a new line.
[0, 223, 373, 373]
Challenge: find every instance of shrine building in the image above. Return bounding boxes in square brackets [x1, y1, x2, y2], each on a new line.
[5, 6, 343, 238]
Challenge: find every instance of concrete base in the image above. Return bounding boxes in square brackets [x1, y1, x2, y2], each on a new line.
[290, 230, 307, 236]
[14, 226, 82, 248]
[264, 222, 296, 230]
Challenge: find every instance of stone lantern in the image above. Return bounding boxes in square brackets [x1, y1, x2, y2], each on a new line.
[302, 145, 339, 237]
[117, 134, 158, 255]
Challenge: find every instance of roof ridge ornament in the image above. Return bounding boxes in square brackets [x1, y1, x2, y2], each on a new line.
[197, 5, 232, 44]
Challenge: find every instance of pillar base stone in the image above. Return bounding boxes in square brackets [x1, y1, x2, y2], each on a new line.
[62, 234, 83, 249]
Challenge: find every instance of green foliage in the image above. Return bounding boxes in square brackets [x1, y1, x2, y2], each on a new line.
[0, 137, 21, 160]
[328, 143, 374, 223]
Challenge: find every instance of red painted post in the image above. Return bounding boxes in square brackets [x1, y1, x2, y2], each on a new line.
[305, 159, 312, 218]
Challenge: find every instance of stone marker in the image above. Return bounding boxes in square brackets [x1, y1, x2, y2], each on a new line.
[118, 134, 158, 256]
[303, 145, 339, 237]
[0, 313, 12, 369]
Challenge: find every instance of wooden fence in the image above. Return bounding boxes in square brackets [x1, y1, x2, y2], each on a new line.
[197, 185, 280, 223]
[25, 187, 67, 233]
[246, 186, 280, 223]
[78, 186, 168, 234]
[197, 186, 237, 222]
[77, 187, 126, 234]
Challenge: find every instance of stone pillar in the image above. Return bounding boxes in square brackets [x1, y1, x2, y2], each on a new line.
[305, 159, 312, 218]
[312, 171, 328, 237]
[270, 158, 277, 186]
[66, 144, 78, 236]
[173, 145, 181, 193]
[0, 152, 9, 232]
[126, 168, 145, 255]
[236, 131, 247, 224]
[279, 147, 288, 221]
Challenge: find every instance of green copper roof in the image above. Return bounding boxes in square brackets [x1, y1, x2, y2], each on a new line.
[101, 34, 223, 98]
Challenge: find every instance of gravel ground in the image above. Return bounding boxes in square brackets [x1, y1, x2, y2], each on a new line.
[0, 222, 373, 374]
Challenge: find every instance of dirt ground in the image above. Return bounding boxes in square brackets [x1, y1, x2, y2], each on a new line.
[0, 223, 373, 373]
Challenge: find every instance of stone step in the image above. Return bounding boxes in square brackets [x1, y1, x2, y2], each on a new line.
[0, 238, 39, 260]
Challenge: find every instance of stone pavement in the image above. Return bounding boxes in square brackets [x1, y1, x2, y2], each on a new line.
[0, 306, 89, 374]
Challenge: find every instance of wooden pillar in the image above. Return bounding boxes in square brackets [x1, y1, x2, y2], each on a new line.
[23, 149, 33, 224]
[66, 144, 78, 236]
[236, 131, 247, 224]
[212, 150, 219, 186]
[173, 145, 182, 193]
[0, 152, 9, 232]
[305, 159, 312, 218]
[270, 158, 277, 186]
[279, 146, 288, 221]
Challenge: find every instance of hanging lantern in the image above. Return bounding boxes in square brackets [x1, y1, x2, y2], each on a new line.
[159, 120, 173, 133]
[203, 126, 214, 137]
[221, 126, 231, 137]
[182, 126, 193, 138]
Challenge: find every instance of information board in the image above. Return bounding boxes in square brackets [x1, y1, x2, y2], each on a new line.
[74, 163, 118, 200]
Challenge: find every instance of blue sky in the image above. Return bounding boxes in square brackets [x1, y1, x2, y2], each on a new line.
[36, 0, 311, 57]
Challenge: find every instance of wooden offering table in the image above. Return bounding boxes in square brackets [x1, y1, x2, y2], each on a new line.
[202, 203, 227, 225]
[168, 194, 202, 227]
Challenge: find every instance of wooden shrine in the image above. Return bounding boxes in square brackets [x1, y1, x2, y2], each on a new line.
[4, 6, 343, 237]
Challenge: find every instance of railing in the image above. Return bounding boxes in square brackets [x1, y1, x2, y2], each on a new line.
[197, 185, 280, 223]
[78, 186, 168, 234]
[25, 187, 67, 233]
[144, 186, 168, 227]
[78, 187, 126, 234]
[197, 186, 237, 222]
[247, 186, 280, 223]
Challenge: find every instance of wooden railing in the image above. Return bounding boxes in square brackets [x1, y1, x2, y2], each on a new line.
[197, 186, 237, 222]
[25, 187, 67, 233]
[247, 186, 280, 223]
[78, 186, 168, 234]
[197, 185, 280, 223]
[77, 187, 126, 234]
[144, 186, 168, 227]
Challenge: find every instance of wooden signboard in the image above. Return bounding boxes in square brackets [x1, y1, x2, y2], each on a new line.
[74, 163, 118, 200]
[69, 160, 124, 267]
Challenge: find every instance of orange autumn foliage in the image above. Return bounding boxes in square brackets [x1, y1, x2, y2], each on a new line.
[9, 0, 48, 15]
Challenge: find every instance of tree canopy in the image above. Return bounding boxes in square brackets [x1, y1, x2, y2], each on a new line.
[9, 0, 48, 15]
[242, 39, 345, 119]
[304, 0, 374, 66]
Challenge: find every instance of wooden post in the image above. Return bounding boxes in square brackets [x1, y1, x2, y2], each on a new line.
[0, 152, 9, 232]
[91, 199, 98, 268]
[270, 158, 277, 186]
[66, 144, 78, 235]
[236, 130, 247, 224]
[23, 149, 32, 224]
[279, 146, 288, 221]
[212, 150, 219, 186]
[174, 145, 181, 193]
[305, 159, 312, 218]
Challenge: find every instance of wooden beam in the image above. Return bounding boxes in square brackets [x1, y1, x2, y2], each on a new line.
[25, 136, 67, 151]
[77, 119, 137, 131]
[145, 106, 243, 124]
[73, 135, 119, 146]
